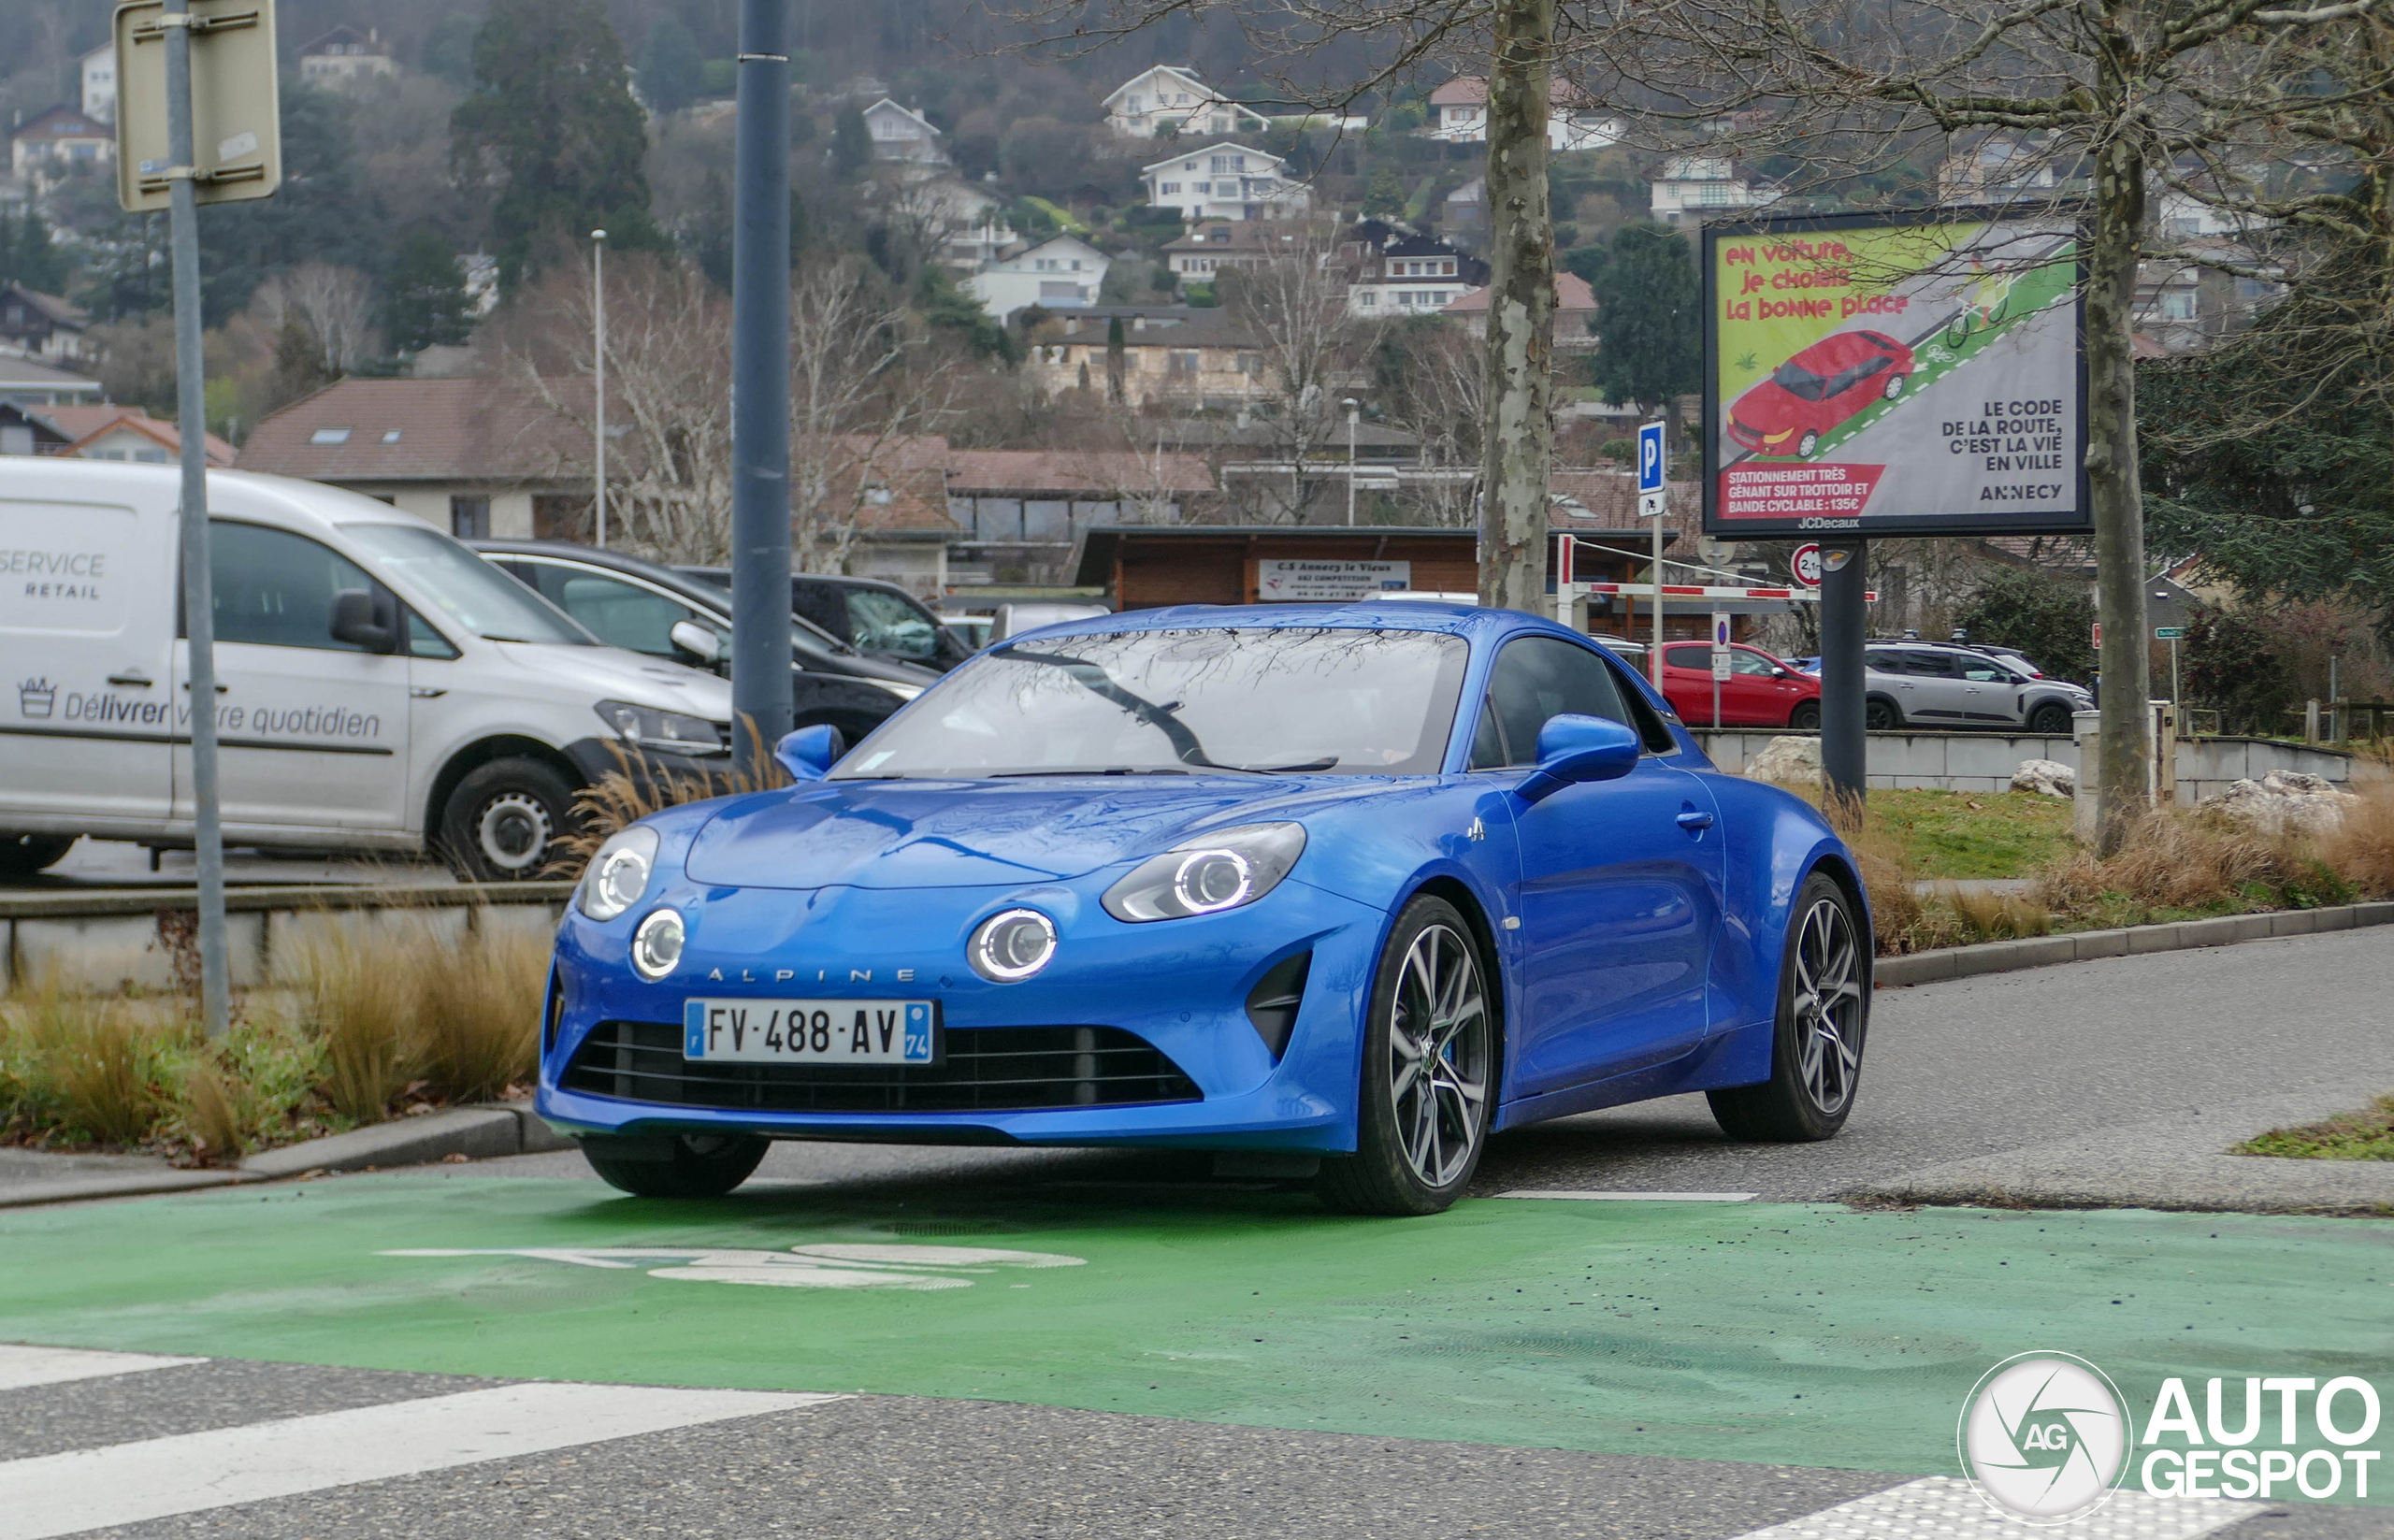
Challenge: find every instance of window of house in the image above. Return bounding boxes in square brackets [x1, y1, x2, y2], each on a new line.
[1128, 94, 1143, 112]
[2159, 289, 2199, 321]
[1169, 352, 1200, 375]
[1359, 291, 1377, 308]
[1235, 353, 1262, 374]
[449, 496, 490, 539]
[309, 426, 352, 445]
[1160, 181, 1180, 194]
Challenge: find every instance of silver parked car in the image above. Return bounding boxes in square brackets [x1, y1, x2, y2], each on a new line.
[1849, 642, 2091, 732]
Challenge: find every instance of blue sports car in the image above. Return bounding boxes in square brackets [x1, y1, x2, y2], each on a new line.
[539, 603, 1871, 1215]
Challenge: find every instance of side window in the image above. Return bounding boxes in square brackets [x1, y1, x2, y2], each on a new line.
[1902, 650, 1959, 678]
[206, 521, 378, 652]
[550, 571, 700, 657]
[791, 583, 850, 641]
[1475, 636, 1635, 769]
[406, 612, 459, 659]
[1730, 649, 1780, 676]
[846, 588, 940, 661]
[1864, 648, 1902, 672]
[1663, 643, 1708, 670]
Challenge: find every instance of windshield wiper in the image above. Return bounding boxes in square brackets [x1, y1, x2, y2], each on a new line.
[1236, 756, 1340, 774]
[990, 767, 1198, 778]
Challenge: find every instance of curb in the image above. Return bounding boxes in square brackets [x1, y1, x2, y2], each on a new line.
[0, 1167, 261, 1210]
[1875, 899, 2394, 987]
[238, 1104, 575, 1178]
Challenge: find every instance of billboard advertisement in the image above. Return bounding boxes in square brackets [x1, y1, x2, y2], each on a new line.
[1700, 209, 2088, 539]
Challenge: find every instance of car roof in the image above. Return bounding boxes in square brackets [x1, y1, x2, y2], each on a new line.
[466, 540, 742, 612]
[677, 564, 918, 599]
[1791, 329, 1897, 368]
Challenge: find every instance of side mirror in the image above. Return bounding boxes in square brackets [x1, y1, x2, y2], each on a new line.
[329, 588, 398, 653]
[1517, 713, 1640, 803]
[773, 723, 845, 783]
[669, 619, 722, 664]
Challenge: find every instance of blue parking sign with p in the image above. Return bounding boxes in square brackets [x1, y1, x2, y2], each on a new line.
[1637, 421, 1666, 494]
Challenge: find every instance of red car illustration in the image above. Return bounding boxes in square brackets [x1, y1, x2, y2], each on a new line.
[1726, 329, 1915, 458]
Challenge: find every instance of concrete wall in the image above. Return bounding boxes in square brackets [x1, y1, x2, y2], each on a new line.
[2, 885, 574, 994]
[1692, 728, 2369, 800]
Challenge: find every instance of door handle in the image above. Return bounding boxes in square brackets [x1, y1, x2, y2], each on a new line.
[107, 671, 153, 687]
[181, 682, 229, 694]
[1677, 809, 1715, 831]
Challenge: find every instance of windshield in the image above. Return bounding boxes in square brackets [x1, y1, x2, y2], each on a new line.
[342, 524, 594, 644]
[1769, 360, 1828, 401]
[833, 626, 1470, 780]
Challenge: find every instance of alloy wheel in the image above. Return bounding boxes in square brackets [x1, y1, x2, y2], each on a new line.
[1386, 922, 1490, 1187]
[1788, 896, 1863, 1115]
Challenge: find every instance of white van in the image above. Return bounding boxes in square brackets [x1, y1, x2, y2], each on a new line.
[1, 461, 733, 880]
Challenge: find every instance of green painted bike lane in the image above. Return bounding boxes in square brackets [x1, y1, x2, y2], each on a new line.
[2, 1176, 2387, 1494]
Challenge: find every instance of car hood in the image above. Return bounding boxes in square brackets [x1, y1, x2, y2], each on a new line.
[489, 640, 733, 718]
[682, 776, 1361, 890]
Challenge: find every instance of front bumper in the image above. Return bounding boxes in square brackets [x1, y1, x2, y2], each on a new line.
[536, 871, 1390, 1152]
[563, 737, 736, 798]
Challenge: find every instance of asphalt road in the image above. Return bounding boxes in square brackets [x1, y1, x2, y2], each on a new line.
[6, 930, 2391, 1539]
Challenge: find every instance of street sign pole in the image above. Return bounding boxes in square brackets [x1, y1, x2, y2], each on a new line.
[1819, 542, 1868, 810]
[730, 0, 792, 778]
[1710, 611, 1731, 730]
[163, 0, 226, 1039]
[1637, 421, 1666, 686]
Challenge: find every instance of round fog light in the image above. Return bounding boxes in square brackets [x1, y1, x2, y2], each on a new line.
[631, 908, 685, 981]
[970, 908, 1057, 983]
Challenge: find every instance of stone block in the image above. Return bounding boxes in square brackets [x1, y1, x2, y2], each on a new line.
[265, 904, 469, 982]
[13, 911, 263, 993]
[2126, 924, 2184, 955]
[2072, 928, 2128, 958]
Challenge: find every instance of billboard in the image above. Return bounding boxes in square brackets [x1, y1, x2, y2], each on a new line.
[1700, 209, 2087, 539]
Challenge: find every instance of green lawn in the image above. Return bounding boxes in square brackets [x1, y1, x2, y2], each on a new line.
[1865, 788, 2078, 880]
[2236, 1096, 2394, 1160]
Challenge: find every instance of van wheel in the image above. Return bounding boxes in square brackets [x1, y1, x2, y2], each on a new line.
[440, 757, 576, 882]
[0, 834, 75, 879]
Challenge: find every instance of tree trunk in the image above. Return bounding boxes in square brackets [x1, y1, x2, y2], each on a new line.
[1477, 0, 1557, 612]
[2085, 113, 2152, 854]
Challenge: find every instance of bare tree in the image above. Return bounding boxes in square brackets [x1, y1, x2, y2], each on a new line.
[1600, 0, 2372, 852]
[790, 257, 956, 572]
[1222, 221, 1379, 522]
[254, 263, 380, 376]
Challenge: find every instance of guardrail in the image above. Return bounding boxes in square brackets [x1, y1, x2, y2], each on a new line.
[1, 882, 577, 994]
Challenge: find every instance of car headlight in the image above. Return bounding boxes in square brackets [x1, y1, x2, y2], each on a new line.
[631, 908, 685, 981]
[1102, 823, 1306, 923]
[595, 699, 728, 756]
[969, 908, 1057, 982]
[579, 826, 658, 921]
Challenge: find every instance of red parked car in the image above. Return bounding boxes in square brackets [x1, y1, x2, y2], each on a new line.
[1726, 330, 1914, 458]
[1658, 642, 1823, 729]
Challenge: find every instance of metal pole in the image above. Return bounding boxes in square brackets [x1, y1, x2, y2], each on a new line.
[164, 0, 228, 1039]
[1344, 398, 1358, 525]
[1649, 503, 1665, 686]
[1819, 540, 1868, 809]
[730, 0, 792, 777]
[591, 229, 607, 548]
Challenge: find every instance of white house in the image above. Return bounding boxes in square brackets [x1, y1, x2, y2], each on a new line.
[965, 236, 1111, 323]
[8, 106, 113, 184]
[861, 98, 945, 165]
[296, 25, 400, 89]
[1425, 78, 1619, 152]
[1103, 65, 1270, 139]
[1344, 229, 1485, 317]
[79, 43, 116, 123]
[1140, 142, 1310, 222]
[1650, 156, 1780, 222]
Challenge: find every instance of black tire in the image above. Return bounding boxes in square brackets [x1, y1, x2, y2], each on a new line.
[439, 756, 578, 882]
[1882, 372, 1908, 401]
[2026, 701, 2075, 734]
[581, 1132, 770, 1197]
[0, 833, 75, 879]
[1864, 695, 1903, 731]
[1796, 429, 1821, 457]
[1788, 700, 1823, 732]
[1709, 872, 1868, 1142]
[1318, 896, 1495, 1216]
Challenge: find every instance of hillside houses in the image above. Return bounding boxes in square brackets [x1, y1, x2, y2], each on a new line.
[1103, 67, 1271, 139]
[1650, 156, 1781, 223]
[862, 98, 945, 165]
[1426, 78, 1619, 152]
[963, 235, 1111, 322]
[1140, 143, 1309, 222]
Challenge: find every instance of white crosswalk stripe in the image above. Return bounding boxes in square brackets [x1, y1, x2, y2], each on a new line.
[0, 1345, 206, 1392]
[0, 1379, 840, 1540]
[1725, 1475, 2263, 1539]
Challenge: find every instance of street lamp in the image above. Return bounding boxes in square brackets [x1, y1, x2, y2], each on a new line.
[1342, 397, 1361, 525]
[591, 228, 608, 549]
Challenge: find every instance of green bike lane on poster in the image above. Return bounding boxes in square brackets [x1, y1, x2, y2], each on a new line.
[4, 1174, 2389, 1503]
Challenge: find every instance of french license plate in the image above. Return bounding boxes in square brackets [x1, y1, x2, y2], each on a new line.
[682, 999, 938, 1065]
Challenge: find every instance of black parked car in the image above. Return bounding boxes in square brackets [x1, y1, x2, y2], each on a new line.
[676, 567, 973, 673]
[469, 541, 938, 748]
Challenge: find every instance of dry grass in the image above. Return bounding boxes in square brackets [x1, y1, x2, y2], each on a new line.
[550, 733, 787, 877]
[2319, 779, 2394, 899]
[289, 910, 549, 1115]
[2032, 808, 2357, 919]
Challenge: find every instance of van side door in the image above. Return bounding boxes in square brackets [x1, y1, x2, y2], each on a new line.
[173, 521, 411, 836]
[0, 489, 175, 829]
